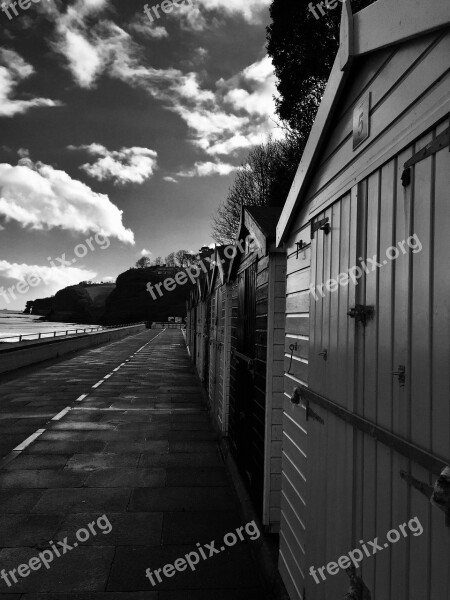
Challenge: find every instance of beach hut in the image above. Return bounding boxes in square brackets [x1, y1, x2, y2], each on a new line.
[206, 247, 233, 432]
[227, 206, 286, 530]
[275, 1, 450, 598]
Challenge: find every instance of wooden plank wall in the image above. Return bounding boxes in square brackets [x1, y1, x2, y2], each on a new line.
[228, 279, 239, 449]
[289, 30, 450, 231]
[279, 30, 450, 600]
[264, 251, 286, 530]
[279, 222, 312, 600]
[221, 284, 232, 434]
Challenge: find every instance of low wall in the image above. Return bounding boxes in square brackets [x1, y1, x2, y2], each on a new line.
[0, 324, 146, 375]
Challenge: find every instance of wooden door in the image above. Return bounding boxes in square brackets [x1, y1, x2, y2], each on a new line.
[306, 191, 359, 600]
[306, 120, 450, 600]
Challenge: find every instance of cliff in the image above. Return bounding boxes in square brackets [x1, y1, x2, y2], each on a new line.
[27, 283, 115, 323]
[102, 266, 193, 325]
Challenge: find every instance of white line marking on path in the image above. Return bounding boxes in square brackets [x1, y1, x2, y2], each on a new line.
[51, 407, 71, 421]
[13, 429, 46, 451]
[5, 328, 168, 463]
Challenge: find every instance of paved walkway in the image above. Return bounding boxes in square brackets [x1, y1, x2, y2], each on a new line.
[0, 329, 267, 599]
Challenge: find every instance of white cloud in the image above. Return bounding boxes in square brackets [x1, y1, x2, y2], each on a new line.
[69, 144, 158, 185]
[164, 0, 269, 30]
[163, 176, 178, 183]
[128, 13, 169, 40]
[196, 0, 270, 22]
[140, 248, 152, 257]
[0, 49, 61, 117]
[221, 56, 278, 117]
[177, 161, 238, 177]
[101, 275, 115, 282]
[0, 159, 134, 244]
[0, 260, 97, 292]
[41, 0, 278, 158]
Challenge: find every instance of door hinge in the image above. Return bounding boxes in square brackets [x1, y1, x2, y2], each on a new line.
[402, 126, 450, 187]
[347, 304, 375, 326]
[392, 365, 406, 387]
[304, 400, 325, 424]
[311, 217, 330, 238]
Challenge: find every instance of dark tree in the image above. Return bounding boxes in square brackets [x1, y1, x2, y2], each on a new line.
[267, 0, 376, 132]
[135, 256, 152, 269]
[212, 132, 305, 244]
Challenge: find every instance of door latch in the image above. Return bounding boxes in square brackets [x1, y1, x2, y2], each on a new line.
[296, 241, 304, 259]
[392, 365, 406, 387]
[318, 349, 328, 361]
[347, 304, 375, 326]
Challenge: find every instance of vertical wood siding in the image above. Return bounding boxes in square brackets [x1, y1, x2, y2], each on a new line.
[280, 31, 450, 600]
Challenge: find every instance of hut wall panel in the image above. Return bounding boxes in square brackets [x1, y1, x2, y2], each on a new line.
[282, 116, 450, 600]
[265, 251, 286, 529]
[289, 30, 450, 235]
[279, 222, 311, 597]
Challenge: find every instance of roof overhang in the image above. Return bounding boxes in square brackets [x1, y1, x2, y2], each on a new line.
[276, 0, 450, 245]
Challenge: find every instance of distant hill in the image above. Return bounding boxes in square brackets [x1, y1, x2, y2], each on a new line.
[102, 266, 193, 325]
[25, 267, 194, 325]
[26, 282, 115, 324]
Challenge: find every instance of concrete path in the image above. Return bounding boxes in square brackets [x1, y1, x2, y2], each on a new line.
[0, 329, 267, 599]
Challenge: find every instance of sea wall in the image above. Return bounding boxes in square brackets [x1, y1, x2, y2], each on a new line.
[0, 324, 146, 375]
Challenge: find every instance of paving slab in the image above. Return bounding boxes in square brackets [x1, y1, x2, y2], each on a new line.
[84, 468, 166, 488]
[0, 514, 63, 546]
[129, 487, 238, 512]
[107, 544, 260, 591]
[0, 329, 268, 599]
[31, 489, 131, 513]
[0, 546, 115, 593]
[165, 467, 229, 487]
[55, 512, 163, 546]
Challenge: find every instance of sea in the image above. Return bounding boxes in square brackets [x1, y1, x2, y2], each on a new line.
[0, 310, 93, 343]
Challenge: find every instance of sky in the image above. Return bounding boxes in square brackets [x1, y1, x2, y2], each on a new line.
[0, 0, 280, 310]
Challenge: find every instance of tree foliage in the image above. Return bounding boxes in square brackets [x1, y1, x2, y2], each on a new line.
[135, 256, 152, 269]
[212, 132, 305, 244]
[266, 0, 376, 132]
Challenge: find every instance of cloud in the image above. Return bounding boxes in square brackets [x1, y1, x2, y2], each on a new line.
[164, 0, 269, 31]
[128, 13, 169, 40]
[69, 144, 158, 185]
[0, 159, 134, 244]
[41, 1, 278, 157]
[163, 176, 178, 183]
[140, 248, 152, 257]
[196, 0, 270, 22]
[177, 161, 238, 177]
[101, 275, 115, 283]
[0, 49, 61, 117]
[0, 260, 97, 293]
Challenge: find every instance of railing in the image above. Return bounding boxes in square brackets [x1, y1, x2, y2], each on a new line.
[0, 322, 145, 344]
[151, 322, 185, 329]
